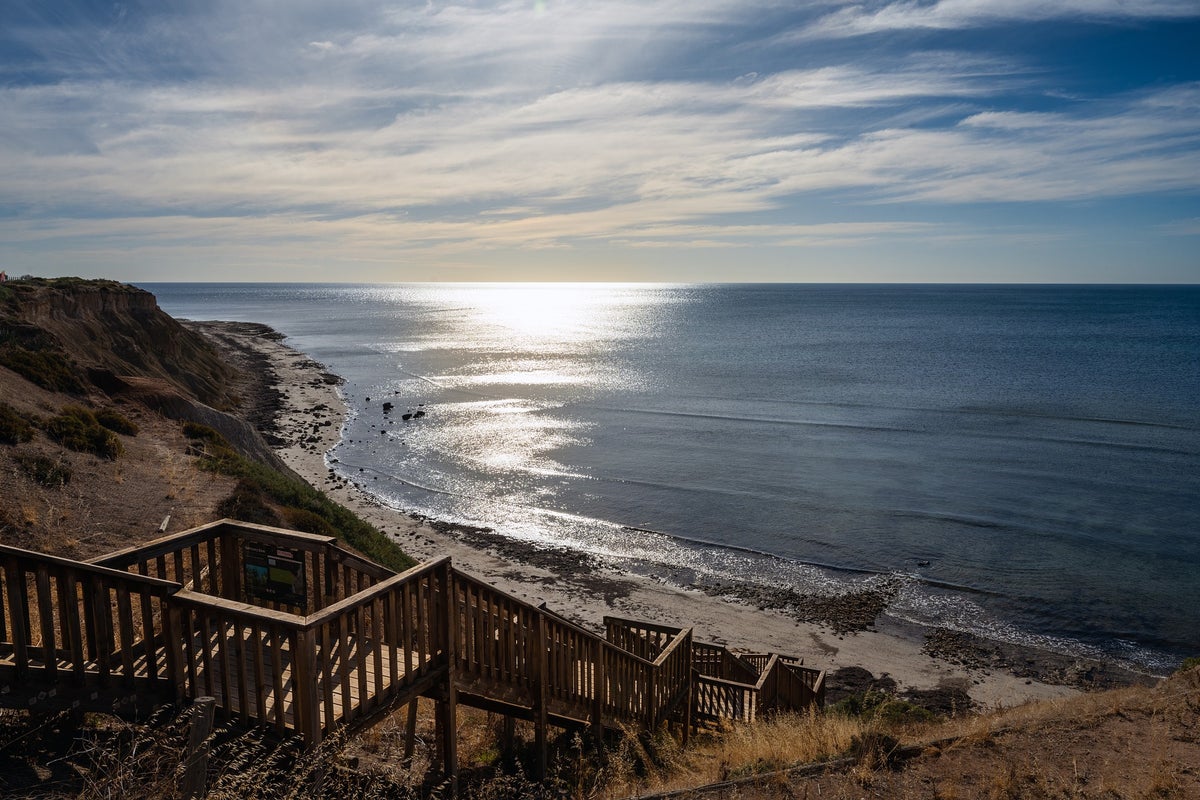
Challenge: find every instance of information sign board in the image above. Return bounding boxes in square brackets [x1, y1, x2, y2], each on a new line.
[243, 541, 307, 610]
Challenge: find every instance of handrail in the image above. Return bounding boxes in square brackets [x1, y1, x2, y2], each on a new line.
[604, 615, 685, 637]
[172, 589, 306, 627]
[456, 568, 662, 667]
[321, 542, 394, 581]
[1, 543, 182, 591]
[91, 519, 337, 568]
[304, 557, 448, 629]
[652, 624, 693, 668]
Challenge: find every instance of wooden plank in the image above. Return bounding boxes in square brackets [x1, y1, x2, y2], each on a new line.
[442, 562, 458, 789]
[294, 629, 320, 746]
[137, 565, 158, 681]
[318, 624, 334, 731]
[55, 572, 72, 664]
[205, 538, 219, 595]
[220, 534, 241, 602]
[116, 587, 136, 681]
[92, 577, 114, 684]
[308, 551, 321, 612]
[269, 626, 287, 734]
[62, 572, 85, 683]
[0, 564, 8, 643]
[181, 607, 198, 695]
[401, 582, 414, 680]
[198, 613, 215, 698]
[251, 622, 267, 722]
[415, 576, 427, 667]
[371, 597, 384, 705]
[533, 611, 548, 779]
[355, 604, 369, 714]
[234, 622, 250, 724]
[35, 565, 57, 681]
[162, 605, 185, 701]
[338, 615, 352, 723]
[5, 559, 30, 678]
[385, 589, 399, 688]
[217, 617, 234, 719]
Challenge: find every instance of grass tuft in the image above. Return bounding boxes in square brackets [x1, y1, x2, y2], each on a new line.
[96, 407, 139, 436]
[13, 451, 72, 487]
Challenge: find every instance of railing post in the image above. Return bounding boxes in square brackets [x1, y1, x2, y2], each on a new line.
[162, 602, 187, 701]
[181, 696, 216, 800]
[682, 633, 693, 746]
[440, 562, 459, 792]
[534, 611, 548, 780]
[219, 533, 240, 602]
[591, 638, 605, 745]
[294, 629, 322, 747]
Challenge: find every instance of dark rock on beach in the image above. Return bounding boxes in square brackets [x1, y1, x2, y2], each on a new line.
[698, 578, 901, 634]
[922, 627, 1156, 690]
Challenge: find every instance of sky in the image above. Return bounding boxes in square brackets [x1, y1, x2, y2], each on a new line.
[1, 1, 1198, 283]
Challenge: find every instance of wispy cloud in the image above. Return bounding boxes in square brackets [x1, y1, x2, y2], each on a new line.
[802, 0, 1200, 38]
[1, 1, 1197, 280]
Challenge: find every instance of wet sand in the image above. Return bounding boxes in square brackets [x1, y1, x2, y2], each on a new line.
[196, 320, 1143, 710]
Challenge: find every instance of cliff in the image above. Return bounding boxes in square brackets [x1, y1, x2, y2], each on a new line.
[0, 278, 291, 555]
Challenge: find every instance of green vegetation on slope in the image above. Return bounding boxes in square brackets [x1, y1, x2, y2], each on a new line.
[42, 405, 124, 460]
[0, 401, 36, 445]
[183, 422, 415, 573]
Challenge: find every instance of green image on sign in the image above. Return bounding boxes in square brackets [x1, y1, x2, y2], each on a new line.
[243, 541, 306, 610]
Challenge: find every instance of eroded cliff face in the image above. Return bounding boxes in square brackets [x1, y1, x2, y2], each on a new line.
[0, 278, 296, 556]
[1, 278, 238, 409]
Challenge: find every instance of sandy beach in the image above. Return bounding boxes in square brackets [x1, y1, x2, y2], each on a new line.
[207, 321, 1095, 711]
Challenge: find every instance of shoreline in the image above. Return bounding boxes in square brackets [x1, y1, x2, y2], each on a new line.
[196, 320, 1155, 710]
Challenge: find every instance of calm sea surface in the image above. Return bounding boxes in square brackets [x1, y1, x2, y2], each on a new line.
[143, 283, 1200, 672]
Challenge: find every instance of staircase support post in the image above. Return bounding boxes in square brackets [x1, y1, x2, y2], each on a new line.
[440, 563, 459, 792]
[534, 611, 549, 780]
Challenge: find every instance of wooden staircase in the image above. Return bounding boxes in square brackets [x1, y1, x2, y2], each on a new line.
[0, 520, 825, 781]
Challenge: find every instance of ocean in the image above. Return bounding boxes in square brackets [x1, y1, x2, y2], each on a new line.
[143, 283, 1200, 673]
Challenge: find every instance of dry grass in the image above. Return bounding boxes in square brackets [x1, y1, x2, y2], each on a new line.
[2, 669, 1197, 800]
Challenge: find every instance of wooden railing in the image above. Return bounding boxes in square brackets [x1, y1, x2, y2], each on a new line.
[0, 543, 180, 714]
[453, 571, 693, 731]
[167, 557, 453, 744]
[694, 651, 826, 724]
[3, 519, 823, 783]
[93, 520, 389, 615]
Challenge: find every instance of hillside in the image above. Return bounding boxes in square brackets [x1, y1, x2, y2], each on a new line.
[0, 277, 406, 569]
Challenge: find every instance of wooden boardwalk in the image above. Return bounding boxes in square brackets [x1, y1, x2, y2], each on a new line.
[0, 520, 824, 780]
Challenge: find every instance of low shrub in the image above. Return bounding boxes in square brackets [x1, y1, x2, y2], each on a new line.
[1180, 656, 1200, 673]
[283, 507, 338, 537]
[13, 451, 72, 487]
[96, 407, 139, 436]
[0, 401, 35, 445]
[0, 346, 84, 393]
[831, 690, 936, 725]
[43, 405, 123, 459]
[217, 480, 282, 527]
